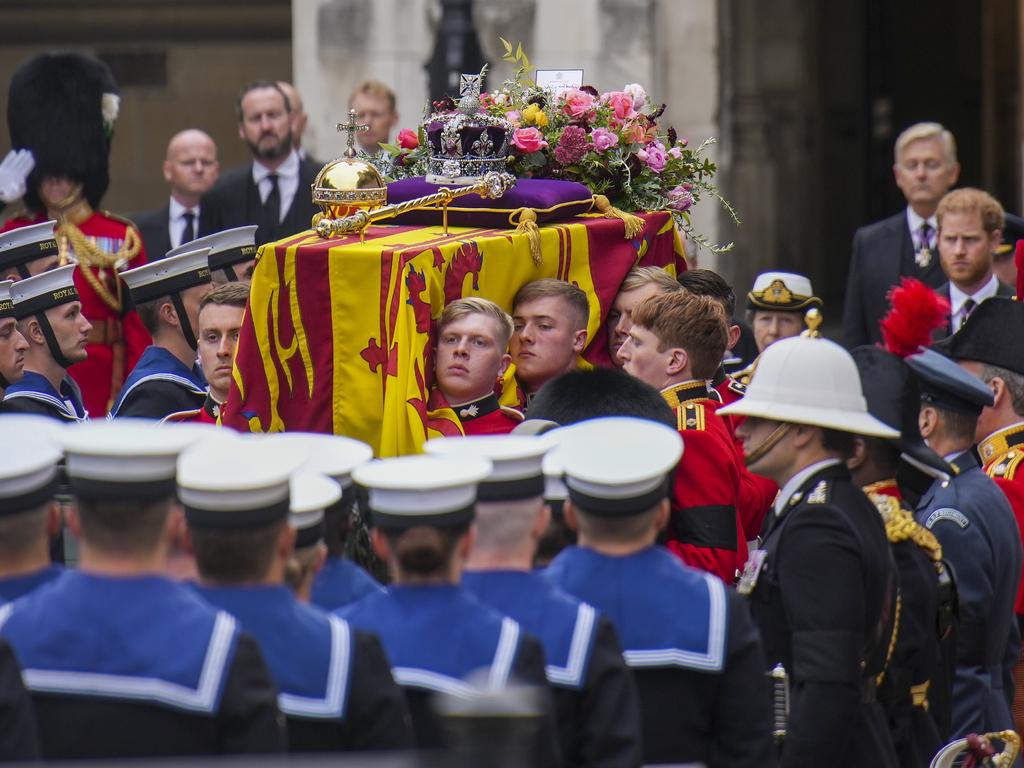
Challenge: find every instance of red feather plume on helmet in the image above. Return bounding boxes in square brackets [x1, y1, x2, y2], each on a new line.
[879, 277, 950, 358]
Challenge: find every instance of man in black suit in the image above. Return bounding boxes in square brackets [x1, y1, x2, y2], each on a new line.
[842, 122, 961, 348]
[934, 187, 1014, 336]
[135, 130, 219, 260]
[200, 81, 320, 246]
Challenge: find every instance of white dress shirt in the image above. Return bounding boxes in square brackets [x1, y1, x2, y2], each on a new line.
[168, 197, 199, 251]
[949, 273, 999, 331]
[773, 458, 842, 517]
[252, 150, 300, 224]
[906, 207, 937, 250]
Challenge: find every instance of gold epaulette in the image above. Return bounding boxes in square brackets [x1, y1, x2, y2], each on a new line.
[987, 451, 1024, 481]
[101, 210, 142, 232]
[869, 491, 943, 561]
[678, 401, 706, 432]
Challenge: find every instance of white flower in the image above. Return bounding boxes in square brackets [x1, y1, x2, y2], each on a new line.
[623, 83, 647, 110]
[101, 93, 120, 128]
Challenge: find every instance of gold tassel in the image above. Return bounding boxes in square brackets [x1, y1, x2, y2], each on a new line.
[512, 208, 542, 265]
[592, 195, 644, 238]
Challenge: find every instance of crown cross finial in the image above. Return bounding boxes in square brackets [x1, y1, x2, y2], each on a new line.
[336, 109, 369, 158]
[457, 66, 488, 114]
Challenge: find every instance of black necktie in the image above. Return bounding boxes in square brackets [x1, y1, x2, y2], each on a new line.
[263, 174, 280, 229]
[180, 211, 195, 246]
[961, 298, 977, 329]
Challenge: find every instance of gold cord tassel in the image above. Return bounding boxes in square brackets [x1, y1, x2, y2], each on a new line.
[592, 195, 644, 238]
[511, 208, 542, 266]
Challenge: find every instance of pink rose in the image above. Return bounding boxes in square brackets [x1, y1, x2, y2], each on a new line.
[591, 127, 619, 152]
[561, 89, 596, 121]
[668, 184, 694, 212]
[506, 110, 522, 128]
[511, 127, 548, 153]
[603, 91, 636, 121]
[397, 128, 419, 150]
[640, 141, 668, 173]
[668, 145, 683, 159]
[624, 83, 647, 110]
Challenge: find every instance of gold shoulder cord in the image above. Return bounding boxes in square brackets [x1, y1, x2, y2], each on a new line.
[868, 490, 942, 561]
[58, 220, 140, 313]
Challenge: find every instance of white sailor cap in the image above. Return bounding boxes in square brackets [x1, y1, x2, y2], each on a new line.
[0, 417, 62, 514]
[747, 271, 821, 312]
[120, 246, 212, 305]
[424, 435, 551, 501]
[553, 417, 683, 516]
[11, 263, 78, 320]
[290, 471, 341, 548]
[166, 225, 258, 279]
[266, 432, 374, 486]
[541, 445, 568, 503]
[0, 221, 57, 276]
[353, 455, 493, 530]
[61, 420, 203, 499]
[0, 280, 15, 320]
[178, 433, 308, 530]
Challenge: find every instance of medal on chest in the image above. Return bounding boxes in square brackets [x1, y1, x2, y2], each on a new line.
[737, 548, 767, 595]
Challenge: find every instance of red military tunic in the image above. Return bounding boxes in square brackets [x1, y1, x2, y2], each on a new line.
[1, 209, 150, 416]
[162, 393, 221, 425]
[711, 365, 779, 540]
[979, 423, 1024, 616]
[445, 392, 523, 435]
[660, 380, 747, 583]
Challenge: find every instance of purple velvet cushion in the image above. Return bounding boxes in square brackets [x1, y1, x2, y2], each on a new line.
[387, 177, 594, 227]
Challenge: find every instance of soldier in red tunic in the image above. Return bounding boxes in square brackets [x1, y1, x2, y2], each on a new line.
[1, 52, 150, 417]
[430, 297, 522, 436]
[618, 290, 747, 583]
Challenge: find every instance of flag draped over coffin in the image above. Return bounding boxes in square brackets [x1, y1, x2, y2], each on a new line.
[221, 211, 685, 456]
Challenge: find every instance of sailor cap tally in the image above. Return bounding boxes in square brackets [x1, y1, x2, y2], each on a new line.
[11, 263, 79, 320]
[120, 246, 212, 305]
[0, 280, 15, 319]
[265, 432, 374, 486]
[747, 271, 821, 312]
[61, 420, 203, 499]
[290, 472, 341, 548]
[165, 225, 258, 280]
[0, 420, 62, 515]
[423, 435, 550, 501]
[178, 434, 308, 530]
[0, 220, 58, 276]
[353, 455, 493, 530]
[554, 417, 683, 516]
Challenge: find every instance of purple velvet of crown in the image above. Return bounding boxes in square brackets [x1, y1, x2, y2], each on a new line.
[424, 110, 511, 185]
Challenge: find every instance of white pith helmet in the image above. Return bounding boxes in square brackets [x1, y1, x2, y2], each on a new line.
[718, 336, 900, 439]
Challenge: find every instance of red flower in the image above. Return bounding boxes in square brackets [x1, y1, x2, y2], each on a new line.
[397, 128, 419, 150]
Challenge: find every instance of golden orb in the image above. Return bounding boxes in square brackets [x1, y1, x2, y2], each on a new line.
[311, 109, 388, 222]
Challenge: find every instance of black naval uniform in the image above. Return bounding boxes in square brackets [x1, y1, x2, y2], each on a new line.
[196, 584, 415, 753]
[744, 461, 899, 767]
[865, 482, 944, 768]
[1, 371, 87, 421]
[0, 637, 39, 761]
[110, 345, 206, 419]
[0, 571, 285, 759]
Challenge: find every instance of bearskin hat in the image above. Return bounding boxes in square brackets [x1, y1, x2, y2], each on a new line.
[7, 52, 119, 211]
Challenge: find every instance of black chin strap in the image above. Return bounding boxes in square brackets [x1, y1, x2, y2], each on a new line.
[36, 313, 75, 369]
[170, 293, 198, 351]
[0, 372, 9, 388]
[16, 264, 30, 280]
[222, 266, 239, 283]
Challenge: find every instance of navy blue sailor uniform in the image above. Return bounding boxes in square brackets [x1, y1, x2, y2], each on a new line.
[0, 571, 285, 758]
[916, 450, 1022, 739]
[2, 371, 87, 421]
[546, 545, 774, 768]
[463, 569, 643, 768]
[0, 637, 39, 761]
[0, 564, 63, 603]
[110, 345, 206, 419]
[338, 584, 562, 768]
[310, 556, 384, 612]
[744, 462, 899, 768]
[197, 583, 414, 753]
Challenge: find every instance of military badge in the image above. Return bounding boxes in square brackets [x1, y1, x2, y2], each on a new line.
[737, 549, 767, 595]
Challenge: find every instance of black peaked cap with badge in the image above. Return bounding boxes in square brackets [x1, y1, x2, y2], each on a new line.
[905, 347, 995, 416]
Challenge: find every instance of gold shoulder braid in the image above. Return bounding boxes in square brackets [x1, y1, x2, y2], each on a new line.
[868, 491, 942, 562]
[57, 220, 140, 313]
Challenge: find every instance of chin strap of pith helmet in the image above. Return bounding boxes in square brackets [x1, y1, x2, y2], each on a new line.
[170, 293, 198, 351]
[744, 422, 792, 467]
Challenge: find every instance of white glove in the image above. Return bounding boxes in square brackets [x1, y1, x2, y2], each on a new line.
[0, 149, 35, 203]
